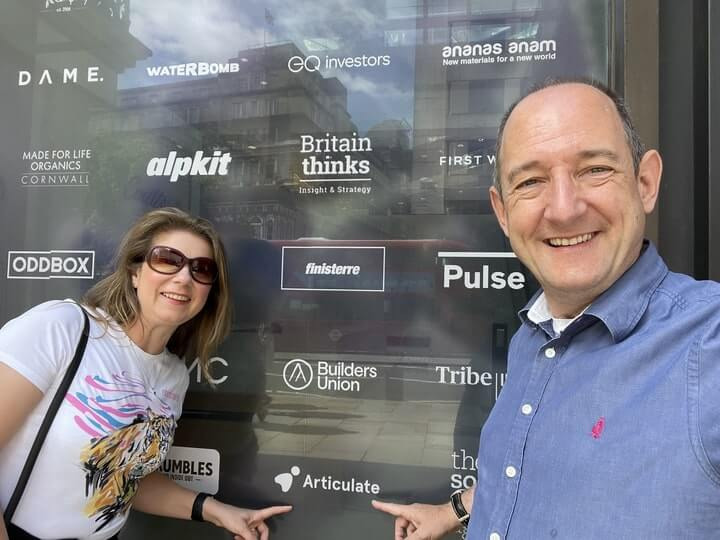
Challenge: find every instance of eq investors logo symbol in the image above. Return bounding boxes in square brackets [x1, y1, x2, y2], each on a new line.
[288, 55, 321, 73]
[282, 359, 313, 391]
[274, 466, 301, 493]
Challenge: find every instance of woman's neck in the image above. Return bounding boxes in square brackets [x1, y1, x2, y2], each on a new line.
[124, 317, 173, 355]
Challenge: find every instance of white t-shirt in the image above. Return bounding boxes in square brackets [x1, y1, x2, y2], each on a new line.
[0, 301, 189, 539]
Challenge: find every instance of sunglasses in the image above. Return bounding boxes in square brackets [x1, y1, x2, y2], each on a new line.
[143, 246, 218, 285]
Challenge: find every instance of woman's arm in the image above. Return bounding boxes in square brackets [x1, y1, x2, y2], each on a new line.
[134, 471, 291, 540]
[0, 364, 45, 540]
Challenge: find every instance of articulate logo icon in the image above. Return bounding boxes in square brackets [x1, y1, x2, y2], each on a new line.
[274, 466, 301, 493]
[282, 359, 313, 391]
[7, 250, 95, 280]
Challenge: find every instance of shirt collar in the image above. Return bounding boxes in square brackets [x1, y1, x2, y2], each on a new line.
[520, 241, 668, 342]
[527, 292, 589, 335]
[526, 292, 552, 324]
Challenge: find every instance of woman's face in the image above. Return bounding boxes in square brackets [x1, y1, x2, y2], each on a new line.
[131, 229, 214, 333]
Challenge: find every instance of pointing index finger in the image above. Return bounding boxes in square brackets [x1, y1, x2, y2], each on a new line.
[372, 499, 410, 517]
[252, 505, 293, 522]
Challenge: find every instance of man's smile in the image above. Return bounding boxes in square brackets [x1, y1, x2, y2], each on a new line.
[545, 232, 596, 247]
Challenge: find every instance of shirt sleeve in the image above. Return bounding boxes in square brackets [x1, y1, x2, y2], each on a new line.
[174, 365, 190, 419]
[0, 301, 86, 393]
[695, 314, 720, 480]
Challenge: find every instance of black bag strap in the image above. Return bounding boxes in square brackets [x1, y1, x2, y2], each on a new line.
[4, 305, 90, 523]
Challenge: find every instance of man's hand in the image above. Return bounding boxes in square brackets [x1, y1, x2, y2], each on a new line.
[371, 499, 459, 540]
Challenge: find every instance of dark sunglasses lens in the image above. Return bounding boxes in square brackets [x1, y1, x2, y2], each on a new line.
[190, 258, 218, 284]
[149, 247, 184, 274]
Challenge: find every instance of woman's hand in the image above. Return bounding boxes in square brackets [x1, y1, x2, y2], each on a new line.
[204, 498, 292, 540]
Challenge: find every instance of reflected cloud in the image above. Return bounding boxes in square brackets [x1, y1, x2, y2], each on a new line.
[129, 0, 271, 61]
[129, 0, 386, 62]
[334, 71, 408, 99]
[267, 0, 384, 52]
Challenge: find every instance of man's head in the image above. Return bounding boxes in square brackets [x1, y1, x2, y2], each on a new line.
[489, 79, 663, 317]
[493, 78, 646, 195]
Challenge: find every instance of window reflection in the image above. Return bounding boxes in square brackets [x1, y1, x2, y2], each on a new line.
[0, 2, 610, 535]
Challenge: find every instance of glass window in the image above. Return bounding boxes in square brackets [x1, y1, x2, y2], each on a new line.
[385, 28, 420, 46]
[468, 79, 506, 114]
[429, 0, 467, 15]
[386, 0, 423, 19]
[471, 0, 542, 14]
[0, 2, 612, 537]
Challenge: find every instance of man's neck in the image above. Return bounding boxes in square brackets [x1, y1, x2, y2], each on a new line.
[543, 241, 647, 318]
[545, 295, 593, 319]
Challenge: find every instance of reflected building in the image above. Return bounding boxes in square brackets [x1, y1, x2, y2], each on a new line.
[94, 42, 411, 240]
[0, 0, 149, 318]
[384, 0, 606, 214]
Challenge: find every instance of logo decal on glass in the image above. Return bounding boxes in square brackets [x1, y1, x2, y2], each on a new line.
[274, 466, 301, 493]
[282, 359, 314, 391]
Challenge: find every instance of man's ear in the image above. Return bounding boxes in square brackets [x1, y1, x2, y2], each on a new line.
[490, 185, 510, 237]
[637, 149, 663, 214]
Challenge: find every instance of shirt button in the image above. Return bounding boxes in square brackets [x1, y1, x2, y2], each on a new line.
[505, 465, 517, 478]
[521, 403, 533, 415]
[490, 533, 502, 540]
[545, 347, 556, 358]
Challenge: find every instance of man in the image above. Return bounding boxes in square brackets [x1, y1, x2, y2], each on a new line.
[373, 78, 720, 539]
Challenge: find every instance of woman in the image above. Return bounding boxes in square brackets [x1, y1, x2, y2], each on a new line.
[0, 208, 290, 539]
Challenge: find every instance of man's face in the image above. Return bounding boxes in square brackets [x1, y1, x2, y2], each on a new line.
[490, 83, 662, 315]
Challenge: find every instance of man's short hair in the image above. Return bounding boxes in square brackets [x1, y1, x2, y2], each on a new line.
[493, 76, 646, 195]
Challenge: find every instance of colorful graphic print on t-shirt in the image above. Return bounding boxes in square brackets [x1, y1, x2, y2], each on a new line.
[64, 372, 177, 531]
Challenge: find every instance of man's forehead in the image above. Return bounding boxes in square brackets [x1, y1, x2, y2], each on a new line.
[502, 84, 623, 153]
[507, 84, 617, 130]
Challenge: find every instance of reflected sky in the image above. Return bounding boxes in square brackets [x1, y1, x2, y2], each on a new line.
[119, 0, 416, 132]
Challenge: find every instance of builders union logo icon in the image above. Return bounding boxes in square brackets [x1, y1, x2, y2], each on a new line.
[282, 359, 313, 391]
[274, 466, 301, 493]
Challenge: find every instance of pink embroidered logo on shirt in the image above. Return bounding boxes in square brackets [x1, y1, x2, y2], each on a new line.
[591, 417, 605, 439]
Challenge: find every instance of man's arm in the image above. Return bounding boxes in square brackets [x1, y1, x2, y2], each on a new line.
[372, 486, 475, 540]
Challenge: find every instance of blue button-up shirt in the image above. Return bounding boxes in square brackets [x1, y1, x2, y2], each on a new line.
[467, 243, 720, 539]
